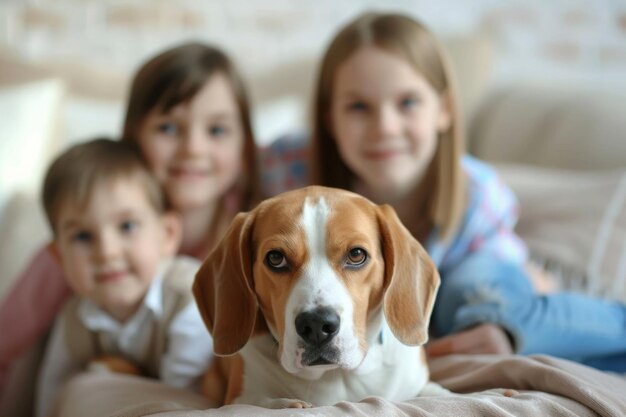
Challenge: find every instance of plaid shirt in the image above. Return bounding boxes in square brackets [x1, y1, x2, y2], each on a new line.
[259, 132, 528, 271]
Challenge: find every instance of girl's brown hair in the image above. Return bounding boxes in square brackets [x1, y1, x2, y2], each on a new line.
[310, 12, 465, 240]
[122, 42, 259, 211]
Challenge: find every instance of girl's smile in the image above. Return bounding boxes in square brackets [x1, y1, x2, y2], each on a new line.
[169, 165, 212, 181]
[363, 145, 408, 161]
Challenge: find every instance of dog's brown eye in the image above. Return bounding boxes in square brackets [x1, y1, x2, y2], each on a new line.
[265, 250, 288, 270]
[346, 247, 367, 266]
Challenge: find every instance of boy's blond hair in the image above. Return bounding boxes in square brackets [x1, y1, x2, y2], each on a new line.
[310, 12, 466, 240]
[42, 138, 165, 234]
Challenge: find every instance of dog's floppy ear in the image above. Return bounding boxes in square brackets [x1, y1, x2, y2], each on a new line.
[193, 211, 257, 356]
[376, 204, 440, 346]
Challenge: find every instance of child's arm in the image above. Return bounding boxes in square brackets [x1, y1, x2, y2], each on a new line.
[426, 323, 513, 356]
[160, 302, 214, 390]
[0, 244, 71, 390]
[427, 158, 530, 354]
[35, 311, 82, 417]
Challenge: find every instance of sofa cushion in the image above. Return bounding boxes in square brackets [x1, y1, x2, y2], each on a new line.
[470, 83, 626, 171]
[496, 163, 626, 302]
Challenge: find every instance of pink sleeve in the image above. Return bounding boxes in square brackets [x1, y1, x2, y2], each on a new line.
[0, 244, 72, 389]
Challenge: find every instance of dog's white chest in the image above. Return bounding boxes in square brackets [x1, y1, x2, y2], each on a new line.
[236, 323, 429, 406]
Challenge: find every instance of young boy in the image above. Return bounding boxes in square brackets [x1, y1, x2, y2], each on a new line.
[35, 138, 213, 417]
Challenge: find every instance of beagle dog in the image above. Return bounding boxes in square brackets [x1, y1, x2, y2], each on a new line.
[193, 186, 443, 409]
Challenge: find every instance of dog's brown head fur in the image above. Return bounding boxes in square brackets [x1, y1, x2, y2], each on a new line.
[193, 186, 439, 372]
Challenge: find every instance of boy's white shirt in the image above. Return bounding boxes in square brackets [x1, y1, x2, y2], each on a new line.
[35, 258, 213, 417]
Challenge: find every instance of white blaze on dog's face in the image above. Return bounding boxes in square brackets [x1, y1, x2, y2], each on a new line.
[252, 189, 386, 378]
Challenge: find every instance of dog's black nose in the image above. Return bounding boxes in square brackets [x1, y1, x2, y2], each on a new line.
[295, 307, 340, 346]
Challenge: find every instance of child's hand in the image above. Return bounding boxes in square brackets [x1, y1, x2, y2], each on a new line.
[425, 324, 513, 357]
[88, 355, 142, 375]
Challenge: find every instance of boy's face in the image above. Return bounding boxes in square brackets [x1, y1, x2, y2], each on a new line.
[53, 178, 180, 321]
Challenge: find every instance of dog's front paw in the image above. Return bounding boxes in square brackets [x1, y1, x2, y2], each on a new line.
[262, 398, 313, 409]
[286, 400, 313, 409]
[498, 388, 519, 397]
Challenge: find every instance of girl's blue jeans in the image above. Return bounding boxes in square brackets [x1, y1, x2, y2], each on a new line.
[431, 253, 626, 373]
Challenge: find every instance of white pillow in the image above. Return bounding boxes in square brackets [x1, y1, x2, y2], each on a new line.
[0, 79, 64, 299]
[0, 79, 65, 217]
[496, 163, 626, 302]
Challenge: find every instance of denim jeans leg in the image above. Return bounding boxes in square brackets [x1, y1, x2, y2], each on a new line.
[582, 352, 626, 373]
[431, 254, 533, 343]
[431, 253, 626, 372]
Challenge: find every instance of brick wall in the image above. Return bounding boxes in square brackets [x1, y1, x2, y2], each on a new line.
[1, 0, 624, 88]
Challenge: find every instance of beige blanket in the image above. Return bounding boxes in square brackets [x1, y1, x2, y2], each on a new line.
[55, 354, 626, 417]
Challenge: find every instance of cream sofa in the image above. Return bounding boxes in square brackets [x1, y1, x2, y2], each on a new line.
[1, 34, 626, 416]
[470, 82, 626, 301]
